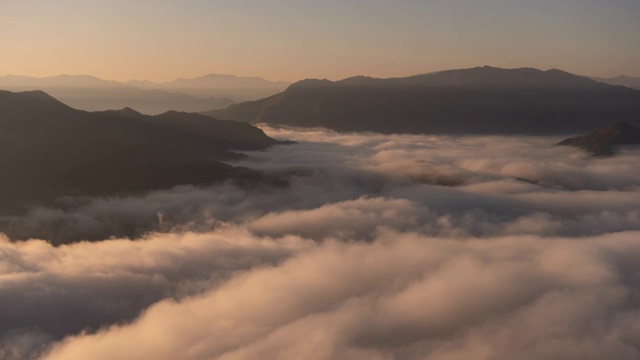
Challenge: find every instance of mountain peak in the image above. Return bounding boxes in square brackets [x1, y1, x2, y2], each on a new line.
[18, 90, 70, 107]
[288, 78, 334, 89]
[22, 89, 56, 99]
[558, 121, 640, 156]
[115, 107, 143, 117]
[119, 106, 140, 114]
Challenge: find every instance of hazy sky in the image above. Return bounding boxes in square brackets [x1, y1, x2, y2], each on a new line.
[1, 0, 639, 82]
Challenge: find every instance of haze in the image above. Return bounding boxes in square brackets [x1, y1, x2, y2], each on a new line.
[1, 0, 639, 82]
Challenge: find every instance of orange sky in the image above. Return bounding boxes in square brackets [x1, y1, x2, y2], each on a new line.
[1, 0, 639, 82]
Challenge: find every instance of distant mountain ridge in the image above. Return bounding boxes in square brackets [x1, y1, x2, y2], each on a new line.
[137, 73, 290, 88]
[0, 74, 127, 88]
[0, 73, 292, 113]
[207, 66, 640, 135]
[592, 75, 640, 90]
[0, 89, 284, 217]
[0, 74, 290, 115]
[128, 73, 291, 102]
[0, 74, 234, 115]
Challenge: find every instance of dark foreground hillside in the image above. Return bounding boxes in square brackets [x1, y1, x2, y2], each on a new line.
[207, 66, 640, 134]
[0, 90, 284, 215]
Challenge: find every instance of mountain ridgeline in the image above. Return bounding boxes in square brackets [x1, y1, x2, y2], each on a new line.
[0, 73, 290, 115]
[591, 75, 640, 90]
[128, 74, 291, 102]
[0, 90, 285, 215]
[558, 121, 640, 156]
[207, 66, 640, 135]
[0, 75, 235, 115]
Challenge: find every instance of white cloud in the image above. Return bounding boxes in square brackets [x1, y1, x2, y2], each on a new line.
[42, 231, 640, 360]
[2, 126, 640, 359]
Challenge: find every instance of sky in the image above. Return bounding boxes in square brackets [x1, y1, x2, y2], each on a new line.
[1, 0, 639, 82]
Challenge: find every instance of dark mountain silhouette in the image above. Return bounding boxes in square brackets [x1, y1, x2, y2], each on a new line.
[558, 121, 640, 156]
[0, 90, 284, 215]
[207, 66, 640, 135]
[127, 74, 291, 102]
[0, 75, 234, 114]
[592, 75, 640, 90]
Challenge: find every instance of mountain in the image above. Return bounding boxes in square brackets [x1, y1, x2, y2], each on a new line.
[0, 90, 284, 215]
[0, 75, 234, 114]
[127, 74, 291, 102]
[592, 75, 640, 90]
[0, 74, 126, 88]
[160, 74, 291, 90]
[207, 66, 640, 135]
[558, 121, 640, 156]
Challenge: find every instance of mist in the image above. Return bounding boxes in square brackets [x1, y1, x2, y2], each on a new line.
[2, 126, 640, 359]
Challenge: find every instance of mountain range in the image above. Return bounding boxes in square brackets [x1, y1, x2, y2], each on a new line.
[128, 74, 291, 101]
[207, 66, 640, 135]
[0, 89, 285, 216]
[3, 66, 639, 214]
[591, 75, 640, 90]
[0, 73, 290, 115]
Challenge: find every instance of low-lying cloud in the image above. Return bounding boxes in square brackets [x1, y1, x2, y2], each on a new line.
[25, 231, 640, 360]
[1, 126, 640, 359]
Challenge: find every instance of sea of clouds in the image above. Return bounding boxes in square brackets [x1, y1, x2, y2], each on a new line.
[2, 126, 640, 359]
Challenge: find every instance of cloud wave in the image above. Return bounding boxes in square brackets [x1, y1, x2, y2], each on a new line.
[1, 126, 639, 359]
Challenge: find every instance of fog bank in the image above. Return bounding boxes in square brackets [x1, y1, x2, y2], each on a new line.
[2, 126, 640, 359]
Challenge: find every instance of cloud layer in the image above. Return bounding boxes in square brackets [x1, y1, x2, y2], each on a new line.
[1, 126, 640, 359]
[42, 231, 640, 360]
